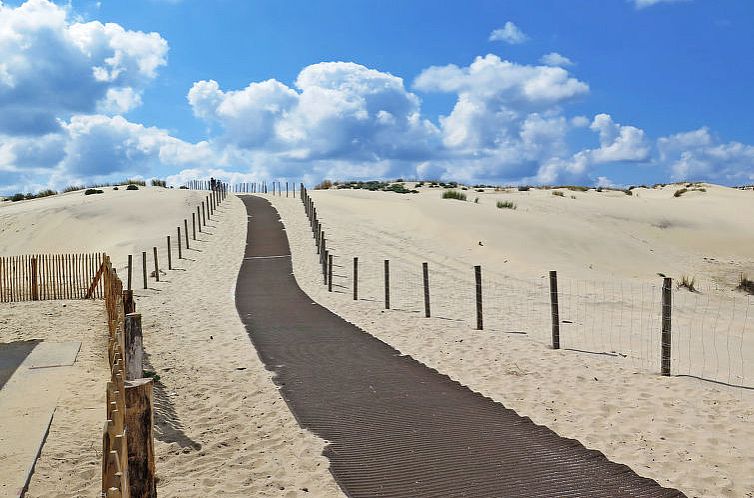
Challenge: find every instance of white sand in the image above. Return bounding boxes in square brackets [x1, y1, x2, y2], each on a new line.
[267, 184, 754, 498]
[0, 189, 343, 497]
[3, 183, 753, 497]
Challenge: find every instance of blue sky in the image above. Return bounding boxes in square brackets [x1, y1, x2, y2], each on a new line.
[1, 0, 752, 193]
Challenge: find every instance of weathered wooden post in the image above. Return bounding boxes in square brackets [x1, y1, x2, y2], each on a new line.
[423, 262, 430, 318]
[123, 290, 135, 314]
[384, 259, 391, 309]
[142, 252, 147, 290]
[166, 236, 172, 270]
[353, 257, 358, 301]
[184, 219, 189, 249]
[197, 206, 202, 233]
[328, 254, 333, 292]
[322, 250, 328, 284]
[152, 247, 159, 282]
[124, 313, 143, 380]
[661, 277, 672, 376]
[549, 270, 560, 349]
[31, 256, 39, 301]
[474, 265, 483, 330]
[125, 377, 156, 498]
[286, 182, 289, 197]
[192, 213, 196, 240]
[177, 227, 182, 259]
[127, 255, 132, 291]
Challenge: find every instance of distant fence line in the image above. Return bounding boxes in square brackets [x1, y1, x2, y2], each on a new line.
[0, 252, 105, 302]
[299, 186, 754, 390]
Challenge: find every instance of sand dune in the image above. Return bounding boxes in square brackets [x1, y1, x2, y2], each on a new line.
[2, 183, 753, 497]
[1, 189, 343, 497]
[268, 184, 754, 498]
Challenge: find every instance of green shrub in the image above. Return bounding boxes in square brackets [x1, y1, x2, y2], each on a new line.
[497, 200, 516, 209]
[179, 186, 188, 189]
[126, 184, 139, 191]
[442, 189, 467, 201]
[517, 186, 530, 191]
[85, 189, 104, 195]
[10, 193, 26, 202]
[674, 188, 688, 197]
[113, 187, 119, 190]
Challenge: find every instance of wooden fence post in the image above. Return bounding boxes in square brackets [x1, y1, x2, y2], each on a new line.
[31, 257, 39, 301]
[127, 255, 132, 291]
[384, 260, 390, 309]
[661, 277, 672, 376]
[124, 313, 143, 380]
[192, 213, 196, 240]
[328, 254, 333, 292]
[197, 206, 202, 233]
[167, 236, 172, 270]
[125, 378, 156, 498]
[549, 270, 560, 349]
[475, 265, 483, 330]
[122, 290, 135, 315]
[423, 262, 430, 318]
[184, 219, 189, 249]
[152, 247, 159, 282]
[353, 257, 358, 301]
[177, 227, 182, 259]
[142, 252, 147, 290]
[322, 250, 328, 284]
[201, 201, 206, 225]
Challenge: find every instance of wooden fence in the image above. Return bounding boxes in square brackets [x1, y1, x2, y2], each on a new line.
[102, 255, 155, 498]
[0, 252, 105, 302]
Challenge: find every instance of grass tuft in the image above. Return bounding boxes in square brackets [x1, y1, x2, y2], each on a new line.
[442, 189, 467, 201]
[126, 184, 139, 191]
[84, 189, 104, 195]
[497, 200, 516, 210]
[677, 275, 697, 292]
[552, 191, 565, 197]
[737, 274, 754, 295]
[151, 179, 167, 187]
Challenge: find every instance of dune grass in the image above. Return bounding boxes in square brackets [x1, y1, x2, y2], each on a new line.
[151, 179, 167, 187]
[552, 191, 565, 197]
[442, 189, 467, 201]
[677, 275, 697, 292]
[496, 200, 516, 210]
[738, 274, 754, 295]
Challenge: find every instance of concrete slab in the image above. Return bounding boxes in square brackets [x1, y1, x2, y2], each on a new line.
[0, 341, 81, 498]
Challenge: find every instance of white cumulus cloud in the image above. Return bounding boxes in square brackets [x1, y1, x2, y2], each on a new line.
[489, 21, 529, 44]
[658, 128, 754, 183]
[0, 0, 168, 136]
[540, 52, 574, 67]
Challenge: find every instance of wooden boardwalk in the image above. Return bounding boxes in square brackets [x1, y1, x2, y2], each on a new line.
[235, 195, 685, 498]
